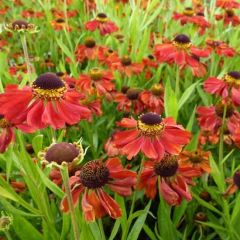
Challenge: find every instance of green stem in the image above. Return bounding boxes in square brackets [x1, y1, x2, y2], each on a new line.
[219, 104, 227, 168]
[61, 165, 80, 240]
[175, 67, 180, 98]
[20, 34, 32, 84]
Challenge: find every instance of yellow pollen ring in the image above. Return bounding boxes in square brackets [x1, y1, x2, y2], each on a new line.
[90, 68, 103, 81]
[172, 41, 192, 50]
[96, 16, 108, 23]
[137, 119, 164, 136]
[224, 74, 240, 86]
[183, 9, 194, 16]
[0, 118, 9, 128]
[32, 84, 67, 100]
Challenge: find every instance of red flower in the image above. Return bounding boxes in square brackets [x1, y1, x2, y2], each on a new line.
[173, 8, 196, 25]
[198, 129, 220, 145]
[110, 55, 143, 77]
[75, 38, 99, 63]
[61, 158, 137, 221]
[113, 88, 144, 114]
[0, 114, 35, 153]
[76, 68, 115, 97]
[51, 18, 72, 31]
[216, 0, 240, 9]
[142, 55, 158, 79]
[113, 113, 191, 160]
[179, 149, 211, 175]
[104, 133, 120, 157]
[204, 71, 240, 99]
[173, 8, 210, 35]
[138, 155, 200, 204]
[216, 9, 240, 26]
[139, 84, 164, 114]
[85, 13, 118, 35]
[197, 101, 239, 145]
[206, 39, 236, 57]
[197, 105, 223, 131]
[97, 47, 119, 67]
[0, 73, 91, 130]
[21, 9, 44, 18]
[154, 34, 210, 70]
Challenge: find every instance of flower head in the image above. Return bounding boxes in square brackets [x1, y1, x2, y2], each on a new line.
[0, 72, 91, 130]
[113, 113, 191, 160]
[5, 19, 38, 33]
[39, 141, 84, 167]
[138, 155, 200, 205]
[85, 13, 118, 35]
[60, 158, 137, 221]
[154, 34, 210, 70]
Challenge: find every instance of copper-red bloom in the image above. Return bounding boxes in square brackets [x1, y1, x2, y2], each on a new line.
[204, 71, 240, 99]
[138, 155, 200, 205]
[113, 113, 191, 160]
[206, 39, 236, 57]
[76, 68, 115, 98]
[216, 0, 240, 9]
[61, 158, 137, 221]
[75, 37, 99, 63]
[154, 34, 210, 70]
[0, 73, 91, 130]
[85, 13, 118, 35]
[216, 9, 240, 26]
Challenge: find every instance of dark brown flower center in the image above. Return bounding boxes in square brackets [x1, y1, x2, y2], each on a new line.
[226, 9, 234, 17]
[154, 156, 179, 177]
[148, 54, 155, 60]
[215, 102, 234, 118]
[33, 73, 65, 90]
[45, 142, 79, 164]
[126, 88, 140, 100]
[84, 38, 96, 48]
[56, 71, 65, 77]
[189, 151, 202, 163]
[174, 34, 191, 44]
[97, 13, 107, 19]
[137, 113, 164, 136]
[12, 20, 29, 29]
[56, 18, 65, 23]
[233, 171, 240, 188]
[121, 86, 130, 94]
[140, 112, 162, 125]
[80, 160, 109, 189]
[121, 56, 132, 66]
[228, 71, 240, 79]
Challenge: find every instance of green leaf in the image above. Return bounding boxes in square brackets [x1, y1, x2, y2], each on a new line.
[186, 106, 196, 131]
[109, 219, 121, 240]
[143, 224, 158, 240]
[89, 222, 102, 240]
[192, 192, 222, 216]
[13, 215, 43, 240]
[164, 79, 178, 120]
[178, 82, 198, 110]
[0, 186, 17, 201]
[32, 134, 43, 154]
[127, 200, 151, 240]
[158, 199, 178, 240]
[36, 166, 64, 198]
